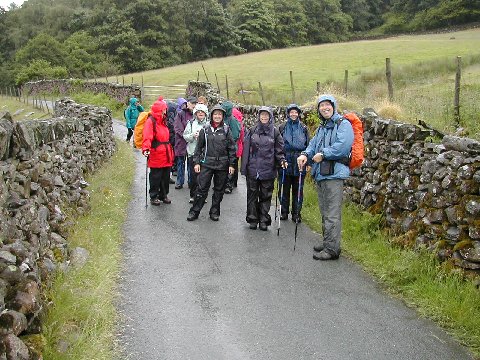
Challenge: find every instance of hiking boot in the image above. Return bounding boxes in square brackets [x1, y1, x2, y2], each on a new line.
[169, 177, 175, 184]
[175, 184, 183, 189]
[189, 197, 194, 203]
[162, 197, 171, 204]
[249, 223, 257, 230]
[187, 212, 198, 221]
[291, 214, 302, 223]
[313, 244, 324, 252]
[259, 223, 268, 231]
[150, 198, 161, 206]
[313, 250, 339, 261]
[280, 213, 288, 221]
[210, 214, 219, 221]
[224, 187, 232, 194]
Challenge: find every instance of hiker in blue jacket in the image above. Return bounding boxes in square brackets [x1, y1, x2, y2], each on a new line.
[124, 97, 144, 143]
[297, 95, 353, 260]
[278, 104, 310, 223]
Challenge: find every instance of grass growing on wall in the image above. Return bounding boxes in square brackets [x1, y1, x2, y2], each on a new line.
[301, 177, 480, 358]
[70, 92, 125, 120]
[42, 139, 134, 359]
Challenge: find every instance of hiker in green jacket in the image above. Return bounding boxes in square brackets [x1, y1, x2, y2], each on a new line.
[221, 101, 241, 193]
[124, 97, 144, 143]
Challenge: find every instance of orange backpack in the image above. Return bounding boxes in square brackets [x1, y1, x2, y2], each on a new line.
[341, 112, 364, 170]
[133, 111, 151, 149]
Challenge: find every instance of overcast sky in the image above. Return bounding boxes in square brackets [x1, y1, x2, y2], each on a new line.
[0, 0, 25, 9]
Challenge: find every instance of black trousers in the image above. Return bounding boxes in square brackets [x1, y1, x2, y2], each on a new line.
[149, 167, 171, 200]
[226, 157, 239, 189]
[126, 128, 134, 141]
[280, 174, 304, 216]
[187, 156, 198, 198]
[189, 167, 228, 216]
[246, 176, 274, 225]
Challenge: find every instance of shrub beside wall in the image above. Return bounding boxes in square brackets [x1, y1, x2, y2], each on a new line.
[0, 99, 116, 359]
[188, 80, 480, 271]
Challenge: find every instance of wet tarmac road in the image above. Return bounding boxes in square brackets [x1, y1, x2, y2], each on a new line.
[114, 120, 472, 360]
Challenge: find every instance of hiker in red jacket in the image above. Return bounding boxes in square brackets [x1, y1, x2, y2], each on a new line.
[142, 97, 175, 206]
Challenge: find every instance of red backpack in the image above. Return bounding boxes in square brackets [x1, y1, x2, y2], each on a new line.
[341, 112, 364, 170]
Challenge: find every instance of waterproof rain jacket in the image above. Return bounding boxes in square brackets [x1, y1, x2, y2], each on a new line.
[302, 95, 353, 181]
[241, 106, 285, 180]
[183, 104, 209, 156]
[173, 98, 192, 156]
[125, 97, 144, 129]
[232, 108, 245, 158]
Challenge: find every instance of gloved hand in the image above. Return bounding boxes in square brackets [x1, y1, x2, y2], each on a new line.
[281, 160, 288, 169]
[143, 149, 150, 157]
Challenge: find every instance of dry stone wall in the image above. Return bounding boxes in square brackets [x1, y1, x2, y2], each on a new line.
[22, 79, 141, 104]
[0, 99, 116, 359]
[189, 80, 480, 271]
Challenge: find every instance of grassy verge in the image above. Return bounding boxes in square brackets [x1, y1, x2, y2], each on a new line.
[0, 95, 49, 120]
[42, 139, 135, 359]
[301, 177, 480, 358]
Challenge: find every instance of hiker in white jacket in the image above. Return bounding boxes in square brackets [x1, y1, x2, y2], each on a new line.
[183, 103, 209, 203]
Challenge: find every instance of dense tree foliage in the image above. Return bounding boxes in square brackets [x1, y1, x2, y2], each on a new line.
[0, 0, 477, 86]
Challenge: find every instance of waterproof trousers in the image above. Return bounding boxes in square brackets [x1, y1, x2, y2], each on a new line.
[126, 128, 134, 142]
[280, 174, 304, 217]
[187, 156, 199, 198]
[149, 167, 171, 200]
[225, 157, 239, 190]
[189, 167, 228, 216]
[246, 176, 274, 226]
[316, 179, 344, 257]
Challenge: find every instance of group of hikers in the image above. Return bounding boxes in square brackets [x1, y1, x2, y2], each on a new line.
[124, 94, 354, 261]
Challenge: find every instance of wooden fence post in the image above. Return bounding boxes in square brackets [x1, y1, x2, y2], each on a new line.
[225, 75, 230, 100]
[454, 56, 462, 126]
[316, 81, 321, 94]
[201, 63, 209, 82]
[386, 58, 394, 102]
[290, 70, 296, 103]
[240, 83, 246, 104]
[122, 76, 125, 85]
[344, 70, 349, 97]
[258, 82, 265, 106]
[197, 71, 200, 81]
[215, 73, 221, 94]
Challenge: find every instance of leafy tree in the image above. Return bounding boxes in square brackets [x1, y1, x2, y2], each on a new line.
[272, 0, 308, 47]
[229, 0, 276, 52]
[301, 0, 352, 43]
[15, 33, 68, 68]
[15, 59, 68, 85]
[64, 31, 102, 77]
[341, 0, 383, 31]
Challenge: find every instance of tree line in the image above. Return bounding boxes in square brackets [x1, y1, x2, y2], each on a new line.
[0, 0, 478, 87]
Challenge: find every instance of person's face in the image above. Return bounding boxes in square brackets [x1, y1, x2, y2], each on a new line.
[259, 111, 270, 124]
[212, 110, 223, 123]
[196, 111, 206, 121]
[187, 101, 196, 111]
[318, 101, 334, 120]
[288, 109, 299, 121]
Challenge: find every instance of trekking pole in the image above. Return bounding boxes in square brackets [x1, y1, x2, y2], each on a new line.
[277, 168, 285, 237]
[145, 155, 149, 209]
[294, 171, 303, 251]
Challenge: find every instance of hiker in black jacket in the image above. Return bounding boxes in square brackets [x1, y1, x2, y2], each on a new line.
[187, 105, 236, 222]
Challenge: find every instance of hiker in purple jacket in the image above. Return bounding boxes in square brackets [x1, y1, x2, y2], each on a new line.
[241, 106, 287, 231]
[173, 96, 196, 189]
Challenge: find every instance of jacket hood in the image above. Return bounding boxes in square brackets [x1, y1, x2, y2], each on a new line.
[177, 97, 187, 111]
[209, 104, 226, 122]
[193, 103, 209, 119]
[286, 103, 301, 117]
[232, 108, 243, 122]
[317, 94, 339, 121]
[151, 97, 167, 121]
[221, 101, 234, 117]
[129, 97, 138, 106]
[257, 106, 273, 124]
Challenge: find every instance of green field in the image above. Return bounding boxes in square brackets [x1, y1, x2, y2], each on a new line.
[0, 96, 49, 121]
[123, 28, 480, 138]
